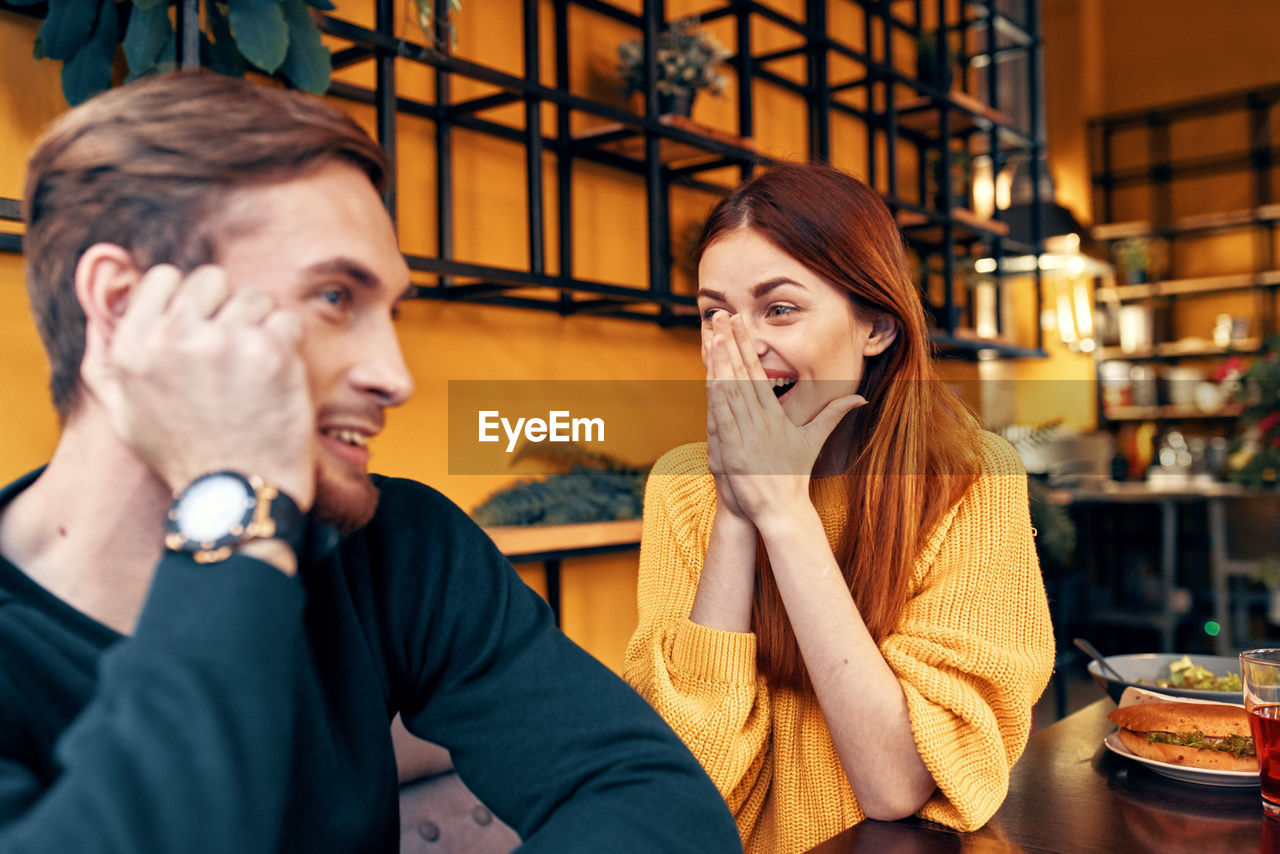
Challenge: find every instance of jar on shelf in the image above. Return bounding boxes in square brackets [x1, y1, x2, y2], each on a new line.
[1163, 365, 1205, 408]
[1213, 314, 1250, 348]
[1118, 306, 1154, 353]
[1130, 364, 1158, 408]
[1100, 361, 1132, 413]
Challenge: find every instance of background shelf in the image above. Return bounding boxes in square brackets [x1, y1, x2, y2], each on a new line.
[1089, 82, 1280, 429]
[1, 0, 1053, 359]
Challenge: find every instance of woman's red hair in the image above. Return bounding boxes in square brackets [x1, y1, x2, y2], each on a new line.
[695, 162, 982, 690]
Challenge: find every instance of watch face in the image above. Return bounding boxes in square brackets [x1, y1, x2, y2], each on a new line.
[175, 473, 256, 544]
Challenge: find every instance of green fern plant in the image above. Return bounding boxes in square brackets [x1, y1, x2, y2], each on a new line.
[1226, 332, 1280, 488]
[1252, 555, 1280, 591]
[1026, 476, 1076, 568]
[998, 420, 1076, 568]
[472, 442, 651, 527]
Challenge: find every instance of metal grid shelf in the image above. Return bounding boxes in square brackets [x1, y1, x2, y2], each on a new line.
[1, 0, 1052, 357]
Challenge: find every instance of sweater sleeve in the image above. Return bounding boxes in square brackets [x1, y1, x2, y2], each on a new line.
[882, 433, 1055, 831]
[622, 444, 774, 821]
[0, 553, 307, 854]
[379, 479, 742, 854]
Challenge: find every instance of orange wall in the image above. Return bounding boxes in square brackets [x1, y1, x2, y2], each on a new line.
[9, 2, 1262, 670]
[1044, 0, 1280, 228]
[0, 6, 713, 673]
[0, 16, 65, 474]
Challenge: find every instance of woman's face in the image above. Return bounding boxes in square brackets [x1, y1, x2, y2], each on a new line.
[697, 227, 893, 426]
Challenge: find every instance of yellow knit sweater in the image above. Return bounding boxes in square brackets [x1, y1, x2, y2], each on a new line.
[623, 431, 1055, 854]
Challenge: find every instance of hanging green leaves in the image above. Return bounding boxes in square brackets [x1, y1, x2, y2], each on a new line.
[279, 0, 331, 95]
[31, 0, 335, 106]
[122, 2, 173, 78]
[226, 0, 289, 74]
[60, 0, 119, 105]
[204, 2, 248, 78]
[35, 0, 99, 61]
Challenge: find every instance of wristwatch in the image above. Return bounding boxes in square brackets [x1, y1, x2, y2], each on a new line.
[164, 471, 305, 564]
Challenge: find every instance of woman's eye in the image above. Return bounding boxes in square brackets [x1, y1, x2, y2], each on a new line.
[700, 305, 726, 322]
[766, 303, 796, 318]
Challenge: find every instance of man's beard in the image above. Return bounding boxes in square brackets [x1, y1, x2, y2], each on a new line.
[312, 463, 379, 535]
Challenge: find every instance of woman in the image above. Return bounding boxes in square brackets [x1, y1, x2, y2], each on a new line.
[624, 162, 1054, 854]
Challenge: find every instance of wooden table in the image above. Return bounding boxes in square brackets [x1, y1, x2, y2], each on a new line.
[806, 698, 1270, 853]
[483, 520, 642, 626]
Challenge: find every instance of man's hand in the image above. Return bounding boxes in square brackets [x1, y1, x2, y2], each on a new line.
[81, 264, 316, 510]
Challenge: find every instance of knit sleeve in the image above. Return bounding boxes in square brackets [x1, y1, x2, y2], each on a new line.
[623, 444, 774, 817]
[881, 432, 1055, 831]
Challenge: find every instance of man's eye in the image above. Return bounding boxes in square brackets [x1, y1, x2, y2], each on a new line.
[319, 286, 352, 310]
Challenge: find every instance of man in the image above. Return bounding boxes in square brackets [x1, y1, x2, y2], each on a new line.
[0, 71, 741, 853]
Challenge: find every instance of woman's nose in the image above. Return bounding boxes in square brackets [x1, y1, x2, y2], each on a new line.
[737, 317, 769, 356]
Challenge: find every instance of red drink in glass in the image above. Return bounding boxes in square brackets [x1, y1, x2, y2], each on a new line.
[1249, 704, 1280, 815]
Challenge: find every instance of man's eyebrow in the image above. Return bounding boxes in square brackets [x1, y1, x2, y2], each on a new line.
[301, 258, 380, 290]
[696, 277, 801, 302]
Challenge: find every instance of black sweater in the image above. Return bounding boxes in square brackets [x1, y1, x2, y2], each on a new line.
[0, 470, 741, 853]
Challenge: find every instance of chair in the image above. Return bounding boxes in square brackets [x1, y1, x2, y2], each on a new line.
[1208, 494, 1280, 655]
[399, 772, 520, 854]
[393, 716, 520, 854]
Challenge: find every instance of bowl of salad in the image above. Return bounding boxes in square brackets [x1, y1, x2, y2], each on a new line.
[1087, 653, 1244, 704]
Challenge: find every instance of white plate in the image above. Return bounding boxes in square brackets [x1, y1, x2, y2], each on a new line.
[1103, 731, 1260, 788]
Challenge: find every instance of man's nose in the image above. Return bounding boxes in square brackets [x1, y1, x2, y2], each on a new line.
[352, 324, 414, 407]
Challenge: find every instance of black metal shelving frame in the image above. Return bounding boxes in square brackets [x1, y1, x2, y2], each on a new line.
[880, 0, 1047, 357]
[0, 0, 1051, 358]
[0, 197, 19, 255]
[1088, 82, 1280, 425]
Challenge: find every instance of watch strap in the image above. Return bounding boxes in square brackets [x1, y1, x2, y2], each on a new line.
[243, 479, 306, 555]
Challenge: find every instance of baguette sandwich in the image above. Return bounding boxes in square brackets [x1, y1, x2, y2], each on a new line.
[1107, 701, 1258, 772]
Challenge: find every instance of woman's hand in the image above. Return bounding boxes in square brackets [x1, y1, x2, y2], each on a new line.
[703, 313, 864, 526]
[703, 340, 750, 522]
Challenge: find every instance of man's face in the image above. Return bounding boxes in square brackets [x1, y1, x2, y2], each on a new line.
[212, 162, 414, 531]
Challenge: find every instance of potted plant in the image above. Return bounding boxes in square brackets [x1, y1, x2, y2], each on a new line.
[1250, 556, 1280, 625]
[1226, 333, 1280, 488]
[1112, 236, 1158, 284]
[925, 147, 974, 211]
[916, 27, 963, 93]
[413, 0, 462, 45]
[617, 18, 731, 118]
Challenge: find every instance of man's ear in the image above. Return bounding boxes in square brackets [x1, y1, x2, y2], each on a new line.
[862, 313, 899, 357]
[74, 243, 142, 339]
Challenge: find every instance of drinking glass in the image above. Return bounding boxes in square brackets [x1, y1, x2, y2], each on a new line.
[1240, 649, 1280, 815]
